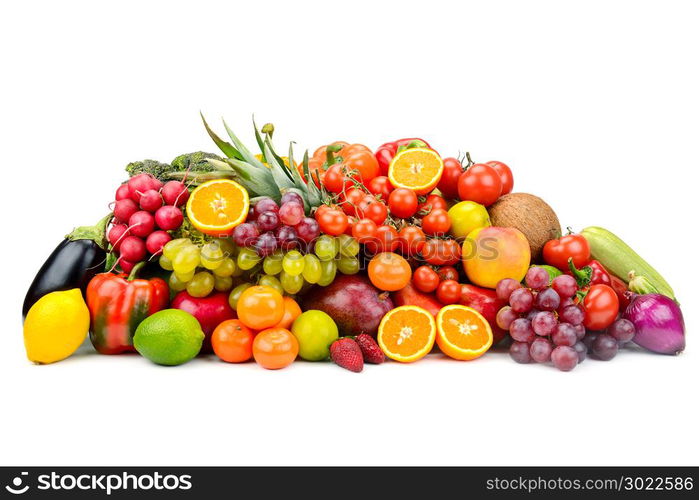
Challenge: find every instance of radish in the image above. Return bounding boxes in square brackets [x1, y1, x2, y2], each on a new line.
[113, 199, 138, 223]
[149, 177, 163, 192]
[115, 183, 131, 201]
[146, 230, 172, 255]
[128, 210, 155, 238]
[161, 181, 190, 207]
[128, 173, 155, 202]
[155, 205, 183, 231]
[108, 223, 129, 251]
[119, 236, 146, 262]
[119, 258, 137, 274]
[139, 189, 163, 212]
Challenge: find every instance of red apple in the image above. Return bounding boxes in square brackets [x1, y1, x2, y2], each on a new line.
[459, 284, 507, 345]
[171, 291, 236, 352]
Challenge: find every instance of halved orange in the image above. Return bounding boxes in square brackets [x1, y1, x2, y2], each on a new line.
[388, 148, 444, 195]
[377, 305, 436, 363]
[186, 179, 249, 236]
[436, 305, 493, 360]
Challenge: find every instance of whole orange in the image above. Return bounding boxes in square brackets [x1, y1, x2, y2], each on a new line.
[368, 252, 412, 291]
[274, 296, 302, 330]
[236, 285, 284, 330]
[212, 319, 254, 363]
[253, 328, 299, 370]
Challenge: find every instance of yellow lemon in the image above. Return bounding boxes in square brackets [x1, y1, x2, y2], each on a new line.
[448, 200, 491, 240]
[23, 289, 89, 364]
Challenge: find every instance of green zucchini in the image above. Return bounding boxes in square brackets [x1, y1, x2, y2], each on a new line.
[581, 226, 675, 300]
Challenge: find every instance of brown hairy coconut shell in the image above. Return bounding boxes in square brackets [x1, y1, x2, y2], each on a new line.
[487, 193, 561, 261]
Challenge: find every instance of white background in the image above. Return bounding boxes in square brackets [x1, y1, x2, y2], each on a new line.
[1, 0, 697, 466]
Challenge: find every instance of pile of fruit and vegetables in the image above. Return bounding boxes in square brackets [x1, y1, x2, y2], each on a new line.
[21, 116, 685, 372]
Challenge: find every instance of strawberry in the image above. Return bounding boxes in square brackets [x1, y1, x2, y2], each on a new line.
[330, 338, 364, 373]
[355, 334, 385, 364]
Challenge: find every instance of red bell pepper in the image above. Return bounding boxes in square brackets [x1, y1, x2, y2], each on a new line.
[87, 263, 169, 354]
[375, 138, 432, 176]
[567, 258, 611, 287]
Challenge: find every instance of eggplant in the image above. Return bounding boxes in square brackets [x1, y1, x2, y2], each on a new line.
[22, 215, 111, 320]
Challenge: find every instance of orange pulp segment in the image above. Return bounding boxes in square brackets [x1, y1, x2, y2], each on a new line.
[388, 148, 444, 195]
[186, 179, 249, 236]
[377, 305, 436, 363]
[436, 305, 493, 361]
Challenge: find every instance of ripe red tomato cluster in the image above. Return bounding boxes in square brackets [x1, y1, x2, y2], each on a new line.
[457, 160, 514, 207]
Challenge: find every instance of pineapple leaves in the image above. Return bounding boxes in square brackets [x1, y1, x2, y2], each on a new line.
[200, 112, 242, 160]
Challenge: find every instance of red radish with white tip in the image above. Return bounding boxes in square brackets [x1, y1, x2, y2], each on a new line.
[127, 173, 155, 202]
[155, 205, 183, 231]
[119, 236, 147, 262]
[119, 258, 138, 274]
[113, 199, 138, 223]
[108, 223, 129, 251]
[115, 184, 131, 201]
[139, 189, 163, 212]
[149, 177, 163, 191]
[161, 181, 189, 207]
[128, 210, 155, 238]
[146, 230, 172, 255]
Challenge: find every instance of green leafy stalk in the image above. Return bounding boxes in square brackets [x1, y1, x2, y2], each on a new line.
[200, 112, 241, 160]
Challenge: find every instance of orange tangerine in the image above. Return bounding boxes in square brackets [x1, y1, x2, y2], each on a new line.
[273, 296, 302, 330]
[186, 179, 249, 236]
[436, 305, 493, 360]
[388, 148, 444, 195]
[377, 305, 436, 363]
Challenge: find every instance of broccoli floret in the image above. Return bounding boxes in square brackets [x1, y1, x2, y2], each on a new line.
[125, 159, 172, 179]
[170, 151, 222, 173]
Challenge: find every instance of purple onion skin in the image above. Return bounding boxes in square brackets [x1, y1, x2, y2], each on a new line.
[623, 294, 685, 355]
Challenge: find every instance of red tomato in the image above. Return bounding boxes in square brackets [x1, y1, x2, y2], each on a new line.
[436, 279, 461, 305]
[421, 208, 451, 236]
[437, 157, 463, 199]
[583, 284, 619, 330]
[352, 218, 378, 243]
[360, 196, 389, 225]
[396, 226, 426, 256]
[457, 164, 503, 206]
[315, 207, 349, 236]
[344, 216, 358, 236]
[368, 176, 394, 202]
[366, 225, 398, 254]
[437, 266, 459, 282]
[388, 188, 418, 219]
[417, 194, 448, 215]
[339, 188, 366, 217]
[486, 161, 514, 195]
[412, 265, 440, 293]
[421, 239, 461, 266]
[543, 233, 591, 271]
[322, 164, 351, 193]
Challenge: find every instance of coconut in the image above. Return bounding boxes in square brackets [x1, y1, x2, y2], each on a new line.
[487, 193, 561, 261]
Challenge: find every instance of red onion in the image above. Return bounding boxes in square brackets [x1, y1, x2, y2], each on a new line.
[623, 293, 685, 355]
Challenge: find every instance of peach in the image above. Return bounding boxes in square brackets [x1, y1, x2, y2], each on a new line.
[462, 226, 531, 289]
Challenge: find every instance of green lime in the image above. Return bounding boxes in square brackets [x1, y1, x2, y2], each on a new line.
[291, 310, 339, 361]
[134, 309, 204, 366]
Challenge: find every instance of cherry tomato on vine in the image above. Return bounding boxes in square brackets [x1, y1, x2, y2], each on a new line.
[396, 226, 426, 256]
[315, 206, 349, 236]
[368, 176, 394, 202]
[543, 233, 591, 271]
[582, 284, 619, 331]
[437, 266, 459, 282]
[322, 164, 351, 194]
[359, 196, 389, 225]
[388, 188, 418, 219]
[436, 280, 461, 305]
[421, 208, 451, 236]
[340, 188, 366, 217]
[421, 239, 461, 266]
[486, 161, 514, 195]
[437, 157, 463, 199]
[417, 194, 448, 215]
[352, 218, 378, 243]
[457, 164, 502, 207]
[366, 225, 398, 254]
[344, 216, 358, 236]
[412, 265, 440, 293]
